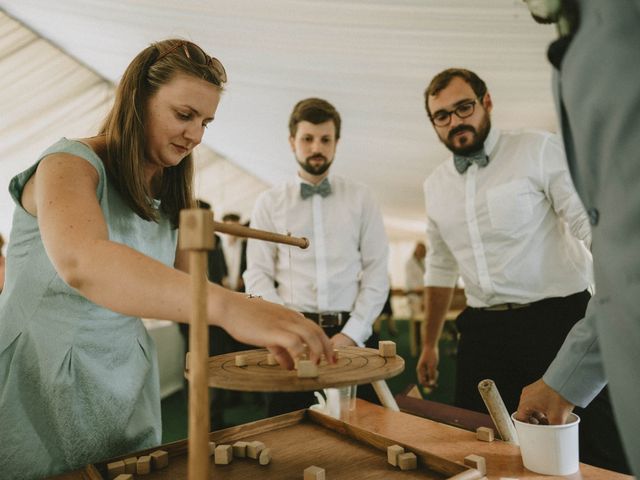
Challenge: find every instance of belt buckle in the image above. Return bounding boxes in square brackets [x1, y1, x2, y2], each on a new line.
[318, 312, 341, 328]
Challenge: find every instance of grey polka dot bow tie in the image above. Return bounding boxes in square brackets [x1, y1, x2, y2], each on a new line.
[300, 178, 332, 199]
[453, 148, 489, 174]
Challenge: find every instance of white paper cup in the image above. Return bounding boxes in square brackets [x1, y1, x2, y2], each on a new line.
[511, 412, 580, 475]
[324, 385, 358, 419]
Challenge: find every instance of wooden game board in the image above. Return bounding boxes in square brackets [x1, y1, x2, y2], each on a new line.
[80, 408, 482, 480]
[194, 346, 405, 391]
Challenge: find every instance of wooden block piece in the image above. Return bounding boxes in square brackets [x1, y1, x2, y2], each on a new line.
[398, 452, 418, 471]
[247, 440, 266, 459]
[214, 444, 233, 465]
[407, 385, 423, 399]
[232, 440, 248, 458]
[297, 360, 318, 378]
[304, 465, 326, 480]
[185, 352, 190, 371]
[208, 441, 216, 456]
[113, 475, 133, 480]
[150, 449, 169, 469]
[266, 353, 278, 365]
[476, 426, 495, 442]
[235, 354, 248, 367]
[464, 454, 487, 475]
[123, 457, 137, 474]
[387, 444, 405, 466]
[259, 447, 272, 465]
[107, 460, 125, 479]
[378, 340, 396, 357]
[136, 455, 151, 475]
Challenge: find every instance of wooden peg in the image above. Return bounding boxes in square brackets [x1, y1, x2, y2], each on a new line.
[378, 340, 396, 357]
[464, 454, 487, 475]
[214, 445, 233, 465]
[476, 426, 495, 442]
[297, 360, 318, 378]
[150, 449, 169, 469]
[304, 465, 325, 480]
[136, 455, 151, 475]
[398, 452, 417, 470]
[266, 353, 278, 365]
[259, 447, 272, 465]
[247, 440, 265, 459]
[232, 441, 248, 458]
[387, 444, 404, 466]
[107, 460, 125, 479]
[122, 457, 137, 474]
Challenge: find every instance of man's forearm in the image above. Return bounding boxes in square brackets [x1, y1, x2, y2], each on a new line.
[422, 286, 454, 348]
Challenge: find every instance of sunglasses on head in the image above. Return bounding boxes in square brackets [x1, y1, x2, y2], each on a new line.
[155, 41, 227, 85]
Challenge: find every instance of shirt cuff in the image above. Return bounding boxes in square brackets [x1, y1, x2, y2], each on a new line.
[341, 315, 372, 347]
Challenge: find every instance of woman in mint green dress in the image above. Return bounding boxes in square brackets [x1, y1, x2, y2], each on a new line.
[0, 39, 333, 480]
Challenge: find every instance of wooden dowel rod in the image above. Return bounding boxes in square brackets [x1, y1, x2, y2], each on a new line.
[372, 380, 400, 411]
[212, 221, 309, 249]
[477, 379, 519, 445]
[188, 251, 210, 480]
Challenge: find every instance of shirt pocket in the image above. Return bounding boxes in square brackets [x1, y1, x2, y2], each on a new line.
[486, 179, 533, 235]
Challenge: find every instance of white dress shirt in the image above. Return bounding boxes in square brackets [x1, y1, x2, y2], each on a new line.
[221, 235, 243, 290]
[424, 128, 592, 307]
[405, 255, 425, 292]
[244, 174, 390, 346]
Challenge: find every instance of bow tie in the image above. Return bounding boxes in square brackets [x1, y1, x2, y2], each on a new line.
[300, 178, 332, 199]
[453, 148, 489, 174]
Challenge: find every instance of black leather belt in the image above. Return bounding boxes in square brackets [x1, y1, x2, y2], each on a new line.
[477, 302, 532, 311]
[301, 311, 350, 328]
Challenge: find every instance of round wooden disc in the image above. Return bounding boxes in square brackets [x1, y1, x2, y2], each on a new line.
[195, 346, 404, 392]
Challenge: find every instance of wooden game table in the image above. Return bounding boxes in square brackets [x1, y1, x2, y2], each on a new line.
[49, 399, 631, 480]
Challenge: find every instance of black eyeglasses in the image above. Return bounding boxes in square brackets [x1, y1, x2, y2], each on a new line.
[430, 99, 479, 127]
[155, 41, 227, 85]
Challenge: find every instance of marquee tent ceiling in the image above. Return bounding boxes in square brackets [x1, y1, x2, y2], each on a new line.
[0, 1, 558, 241]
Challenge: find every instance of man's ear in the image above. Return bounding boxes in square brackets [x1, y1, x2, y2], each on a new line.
[482, 92, 493, 114]
[289, 136, 295, 152]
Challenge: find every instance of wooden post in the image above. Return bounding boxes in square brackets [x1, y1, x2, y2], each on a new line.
[179, 209, 215, 480]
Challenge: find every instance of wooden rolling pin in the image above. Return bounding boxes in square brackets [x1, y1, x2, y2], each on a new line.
[477, 379, 519, 445]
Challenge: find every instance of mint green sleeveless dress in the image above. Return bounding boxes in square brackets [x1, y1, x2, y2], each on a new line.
[0, 139, 178, 479]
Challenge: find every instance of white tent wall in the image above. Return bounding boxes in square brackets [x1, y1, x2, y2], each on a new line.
[1, 2, 560, 283]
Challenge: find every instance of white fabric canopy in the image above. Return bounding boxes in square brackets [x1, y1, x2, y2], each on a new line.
[0, 1, 558, 241]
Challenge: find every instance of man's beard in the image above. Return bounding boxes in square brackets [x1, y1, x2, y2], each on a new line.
[297, 154, 333, 176]
[442, 116, 491, 156]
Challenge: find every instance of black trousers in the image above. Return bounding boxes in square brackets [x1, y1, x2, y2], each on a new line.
[455, 290, 629, 473]
[266, 327, 380, 417]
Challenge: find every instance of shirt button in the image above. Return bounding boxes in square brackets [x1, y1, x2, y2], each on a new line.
[587, 208, 599, 226]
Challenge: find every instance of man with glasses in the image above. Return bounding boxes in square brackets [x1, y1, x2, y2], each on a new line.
[416, 68, 627, 470]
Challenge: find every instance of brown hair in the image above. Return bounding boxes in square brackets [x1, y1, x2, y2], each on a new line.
[288, 98, 341, 140]
[99, 39, 227, 227]
[424, 68, 488, 117]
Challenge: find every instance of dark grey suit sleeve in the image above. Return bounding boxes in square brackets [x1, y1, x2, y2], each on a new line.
[542, 301, 607, 408]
